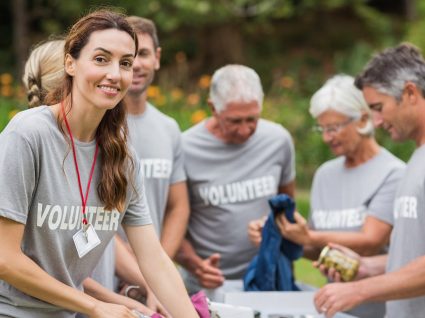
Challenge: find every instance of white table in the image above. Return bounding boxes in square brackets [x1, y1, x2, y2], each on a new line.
[224, 292, 358, 318]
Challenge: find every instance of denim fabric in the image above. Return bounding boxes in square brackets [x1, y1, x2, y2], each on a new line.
[244, 194, 303, 291]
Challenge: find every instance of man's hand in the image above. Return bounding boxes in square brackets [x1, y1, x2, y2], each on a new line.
[248, 217, 266, 247]
[314, 281, 364, 318]
[194, 253, 225, 289]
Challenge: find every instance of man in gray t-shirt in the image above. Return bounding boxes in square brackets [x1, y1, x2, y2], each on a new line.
[314, 44, 425, 318]
[123, 17, 188, 249]
[177, 65, 296, 294]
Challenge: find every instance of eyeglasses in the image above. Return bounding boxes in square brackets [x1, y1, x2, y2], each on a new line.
[223, 115, 259, 127]
[312, 118, 354, 135]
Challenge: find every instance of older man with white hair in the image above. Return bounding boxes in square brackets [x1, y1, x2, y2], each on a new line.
[176, 64, 296, 297]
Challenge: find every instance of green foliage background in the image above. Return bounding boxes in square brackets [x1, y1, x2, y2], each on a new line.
[0, 0, 418, 189]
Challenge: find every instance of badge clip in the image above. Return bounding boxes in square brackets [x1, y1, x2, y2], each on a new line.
[73, 223, 101, 258]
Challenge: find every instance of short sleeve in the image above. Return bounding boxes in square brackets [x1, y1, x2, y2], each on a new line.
[122, 158, 153, 226]
[307, 169, 320, 230]
[367, 166, 405, 225]
[0, 131, 37, 224]
[279, 130, 296, 186]
[170, 124, 186, 185]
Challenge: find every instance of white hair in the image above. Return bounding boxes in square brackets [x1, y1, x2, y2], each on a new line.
[209, 64, 264, 113]
[310, 74, 374, 136]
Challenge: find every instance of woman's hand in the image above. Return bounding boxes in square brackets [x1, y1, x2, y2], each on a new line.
[146, 290, 171, 318]
[90, 301, 140, 318]
[276, 211, 311, 245]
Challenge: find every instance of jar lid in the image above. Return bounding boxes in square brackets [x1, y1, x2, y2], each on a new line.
[318, 245, 331, 264]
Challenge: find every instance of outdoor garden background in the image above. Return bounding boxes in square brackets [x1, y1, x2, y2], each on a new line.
[0, 0, 422, 286]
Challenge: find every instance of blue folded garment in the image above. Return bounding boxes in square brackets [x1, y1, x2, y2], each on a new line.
[244, 194, 303, 291]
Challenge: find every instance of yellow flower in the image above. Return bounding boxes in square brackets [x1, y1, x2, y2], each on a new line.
[187, 93, 200, 106]
[147, 86, 161, 99]
[1, 85, 13, 97]
[198, 75, 211, 89]
[280, 76, 294, 89]
[191, 109, 207, 124]
[8, 109, 19, 120]
[170, 88, 183, 101]
[154, 94, 167, 107]
[0, 73, 13, 86]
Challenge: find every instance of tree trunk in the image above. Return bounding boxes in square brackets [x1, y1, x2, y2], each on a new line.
[404, 0, 416, 20]
[192, 23, 245, 76]
[12, 0, 28, 79]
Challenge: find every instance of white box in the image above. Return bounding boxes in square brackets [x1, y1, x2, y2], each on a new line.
[209, 301, 254, 318]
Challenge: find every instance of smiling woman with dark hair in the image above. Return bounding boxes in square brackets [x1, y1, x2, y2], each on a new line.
[0, 9, 198, 318]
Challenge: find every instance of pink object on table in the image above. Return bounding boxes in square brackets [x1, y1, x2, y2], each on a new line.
[190, 290, 211, 318]
[150, 290, 210, 318]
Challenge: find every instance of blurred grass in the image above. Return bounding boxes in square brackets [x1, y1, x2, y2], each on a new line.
[294, 258, 326, 288]
[0, 97, 20, 130]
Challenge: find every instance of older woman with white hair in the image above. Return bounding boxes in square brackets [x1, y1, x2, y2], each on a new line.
[277, 74, 405, 257]
[249, 74, 405, 318]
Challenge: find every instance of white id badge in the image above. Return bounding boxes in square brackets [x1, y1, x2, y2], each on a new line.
[73, 224, 101, 258]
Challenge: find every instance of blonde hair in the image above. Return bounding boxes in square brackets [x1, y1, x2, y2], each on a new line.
[22, 40, 65, 107]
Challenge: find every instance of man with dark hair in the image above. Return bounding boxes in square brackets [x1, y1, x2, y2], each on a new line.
[314, 43, 425, 318]
[124, 16, 189, 254]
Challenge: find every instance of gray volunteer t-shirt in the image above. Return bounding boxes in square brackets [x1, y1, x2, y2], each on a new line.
[183, 118, 295, 278]
[0, 106, 151, 318]
[88, 239, 116, 293]
[310, 148, 405, 231]
[89, 103, 185, 294]
[309, 148, 405, 318]
[127, 103, 186, 233]
[386, 144, 425, 318]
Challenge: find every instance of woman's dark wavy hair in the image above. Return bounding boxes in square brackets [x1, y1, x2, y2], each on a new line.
[46, 9, 139, 212]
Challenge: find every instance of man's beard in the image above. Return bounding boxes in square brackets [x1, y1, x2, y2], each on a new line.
[128, 85, 148, 96]
[128, 73, 155, 96]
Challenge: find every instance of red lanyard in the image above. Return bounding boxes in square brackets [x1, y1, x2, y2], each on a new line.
[61, 102, 99, 227]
